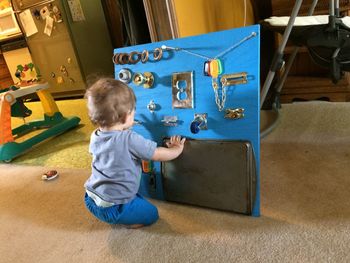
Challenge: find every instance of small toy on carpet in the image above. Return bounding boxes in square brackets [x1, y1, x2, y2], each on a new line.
[42, 170, 59, 181]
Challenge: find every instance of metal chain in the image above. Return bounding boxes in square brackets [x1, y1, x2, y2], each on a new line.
[212, 78, 227, 111]
[212, 78, 221, 111]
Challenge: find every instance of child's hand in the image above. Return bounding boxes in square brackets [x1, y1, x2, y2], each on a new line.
[152, 136, 186, 161]
[166, 136, 186, 151]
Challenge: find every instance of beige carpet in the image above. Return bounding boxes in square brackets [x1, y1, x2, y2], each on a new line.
[0, 101, 350, 263]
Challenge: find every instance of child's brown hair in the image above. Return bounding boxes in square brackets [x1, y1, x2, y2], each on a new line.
[85, 78, 136, 128]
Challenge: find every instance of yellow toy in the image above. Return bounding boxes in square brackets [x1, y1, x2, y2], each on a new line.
[0, 82, 80, 162]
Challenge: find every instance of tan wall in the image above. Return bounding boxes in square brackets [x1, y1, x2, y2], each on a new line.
[173, 0, 254, 37]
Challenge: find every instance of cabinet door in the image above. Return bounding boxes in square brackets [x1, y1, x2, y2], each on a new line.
[143, 0, 176, 41]
[26, 27, 85, 97]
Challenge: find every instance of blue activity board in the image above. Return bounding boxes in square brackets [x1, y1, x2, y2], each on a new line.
[114, 25, 260, 216]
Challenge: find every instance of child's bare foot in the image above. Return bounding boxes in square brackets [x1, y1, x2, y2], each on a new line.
[127, 224, 144, 229]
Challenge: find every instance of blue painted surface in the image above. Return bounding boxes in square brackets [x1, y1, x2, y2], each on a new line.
[114, 25, 260, 216]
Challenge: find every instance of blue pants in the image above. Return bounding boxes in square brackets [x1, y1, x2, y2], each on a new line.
[84, 193, 159, 226]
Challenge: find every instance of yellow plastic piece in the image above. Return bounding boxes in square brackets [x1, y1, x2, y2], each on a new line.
[210, 59, 220, 78]
[36, 89, 59, 117]
[0, 93, 14, 145]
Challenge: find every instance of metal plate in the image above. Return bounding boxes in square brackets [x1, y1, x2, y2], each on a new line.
[172, 71, 194, 108]
[161, 139, 256, 215]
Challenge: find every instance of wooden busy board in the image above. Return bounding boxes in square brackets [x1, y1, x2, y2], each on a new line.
[114, 25, 260, 216]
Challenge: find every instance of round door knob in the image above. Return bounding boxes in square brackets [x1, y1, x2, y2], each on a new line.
[190, 121, 201, 134]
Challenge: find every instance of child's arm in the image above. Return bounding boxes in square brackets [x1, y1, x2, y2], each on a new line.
[151, 135, 186, 161]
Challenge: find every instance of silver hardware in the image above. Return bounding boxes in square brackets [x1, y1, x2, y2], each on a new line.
[224, 108, 245, 120]
[161, 116, 178, 126]
[190, 113, 208, 134]
[118, 68, 132, 84]
[172, 71, 194, 109]
[194, 113, 208, 130]
[147, 100, 157, 113]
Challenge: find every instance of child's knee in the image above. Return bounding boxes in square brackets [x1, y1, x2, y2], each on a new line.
[146, 205, 159, 225]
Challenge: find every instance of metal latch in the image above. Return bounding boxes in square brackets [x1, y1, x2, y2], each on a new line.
[221, 72, 248, 87]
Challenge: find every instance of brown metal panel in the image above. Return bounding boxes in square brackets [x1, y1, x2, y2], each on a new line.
[161, 139, 256, 215]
